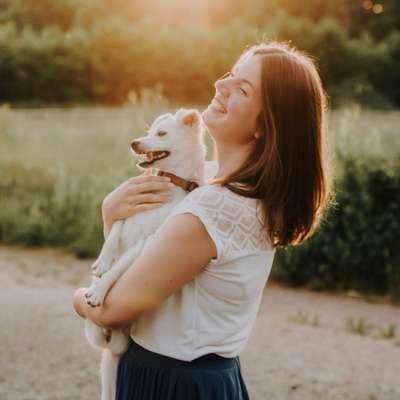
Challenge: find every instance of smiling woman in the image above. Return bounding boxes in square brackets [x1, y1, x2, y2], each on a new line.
[202, 50, 263, 148]
[204, 42, 333, 247]
[73, 41, 333, 400]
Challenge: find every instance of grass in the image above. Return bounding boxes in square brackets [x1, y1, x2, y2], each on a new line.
[0, 101, 399, 258]
[378, 323, 397, 339]
[344, 317, 398, 340]
[288, 308, 320, 327]
[344, 316, 374, 336]
[0, 96, 215, 256]
[287, 309, 398, 342]
[328, 105, 399, 167]
[1, 103, 398, 185]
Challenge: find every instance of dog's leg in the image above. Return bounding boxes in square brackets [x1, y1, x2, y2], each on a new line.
[84, 274, 116, 349]
[92, 220, 124, 277]
[85, 240, 145, 307]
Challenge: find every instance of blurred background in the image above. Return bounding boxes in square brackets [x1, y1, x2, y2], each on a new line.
[0, 1, 399, 399]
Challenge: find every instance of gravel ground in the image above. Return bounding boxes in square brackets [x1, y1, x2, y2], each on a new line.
[0, 244, 399, 400]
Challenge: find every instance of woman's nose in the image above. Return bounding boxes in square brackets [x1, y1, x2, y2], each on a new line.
[214, 78, 230, 98]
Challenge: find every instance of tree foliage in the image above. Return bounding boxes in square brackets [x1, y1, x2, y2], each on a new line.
[0, 0, 398, 106]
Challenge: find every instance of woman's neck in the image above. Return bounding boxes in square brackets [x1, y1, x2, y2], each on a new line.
[213, 141, 252, 179]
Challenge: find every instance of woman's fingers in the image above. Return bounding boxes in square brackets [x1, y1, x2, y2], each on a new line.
[126, 174, 170, 187]
[127, 180, 174, 195]
[101, 172, 174, 225]
[127, 192, 173, 205]
[132, 202, 166, 213]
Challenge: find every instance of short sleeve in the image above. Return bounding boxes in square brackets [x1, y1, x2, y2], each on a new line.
[157, 184, 272, 264]
[143, 185, 225, 262]
[166, 185, 226, 264]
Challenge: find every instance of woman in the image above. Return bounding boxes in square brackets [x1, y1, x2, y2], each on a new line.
[73, 41, 332, 399]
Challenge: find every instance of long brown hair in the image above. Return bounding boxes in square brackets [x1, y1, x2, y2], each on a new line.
[212, 42, 335, 249]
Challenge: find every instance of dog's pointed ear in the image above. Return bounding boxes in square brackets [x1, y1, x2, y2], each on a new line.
[176, 108, 200, 128]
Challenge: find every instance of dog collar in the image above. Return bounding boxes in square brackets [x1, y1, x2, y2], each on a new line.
[156, 170, 199, 192]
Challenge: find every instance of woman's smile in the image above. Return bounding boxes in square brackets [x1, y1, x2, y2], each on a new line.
[210, 97, 227, 114]
[202, 53, 263, 146]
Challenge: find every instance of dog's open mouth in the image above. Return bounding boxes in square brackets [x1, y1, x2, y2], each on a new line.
[136, 150, 170, 168]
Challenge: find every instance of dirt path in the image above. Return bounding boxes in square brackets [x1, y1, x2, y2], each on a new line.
[0, 244, 399, 400]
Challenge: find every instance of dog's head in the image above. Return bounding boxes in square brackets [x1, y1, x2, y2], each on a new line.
[131, 108, 206, 173]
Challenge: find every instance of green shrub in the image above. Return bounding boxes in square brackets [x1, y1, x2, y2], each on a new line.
[1, 5, 399, 107]
[0, 163, 104, 258]
[272, 155, 400, 303]
[1, 106, 398, 301]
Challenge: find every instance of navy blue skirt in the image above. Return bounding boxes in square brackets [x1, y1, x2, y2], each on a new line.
[116, 339, 250, 400]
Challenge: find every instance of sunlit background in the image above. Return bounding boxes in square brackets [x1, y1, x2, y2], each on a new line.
[0, 0, 399, 106]
[0, 1, 399, 399]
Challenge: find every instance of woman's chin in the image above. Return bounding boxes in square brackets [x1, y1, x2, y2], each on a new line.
[202, 106, 225, 128]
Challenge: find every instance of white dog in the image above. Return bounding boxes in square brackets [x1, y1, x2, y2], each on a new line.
[84, 108, 207, 400]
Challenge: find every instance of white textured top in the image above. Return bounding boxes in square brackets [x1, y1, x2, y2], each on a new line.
[130, 161, 276, 361]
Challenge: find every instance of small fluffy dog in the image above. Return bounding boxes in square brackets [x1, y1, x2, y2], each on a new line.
[84, 108, 206, 400]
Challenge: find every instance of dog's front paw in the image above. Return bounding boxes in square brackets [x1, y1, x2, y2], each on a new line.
[91, 257, 113, 278]
[84, 284, 106, 307]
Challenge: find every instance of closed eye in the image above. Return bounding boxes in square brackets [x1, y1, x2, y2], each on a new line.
[218, 71, 248, 95]
[157, 131, 167, 137]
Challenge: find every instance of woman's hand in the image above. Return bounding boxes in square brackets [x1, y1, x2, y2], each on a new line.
[72, 288, 88, 319]
[72, 287, 113, 328]
[101, 169, 175, 237]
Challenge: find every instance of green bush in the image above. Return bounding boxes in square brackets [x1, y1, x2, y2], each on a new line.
[0, 163, 104, 258]
[1, 105, 399, 300]
[0, 5, 399, 107]
[0, 22, 93, 103]
[2, 152, 398, 300]
[272, 155, 400, 303]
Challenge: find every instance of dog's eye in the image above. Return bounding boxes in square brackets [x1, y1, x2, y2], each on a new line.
[157, 131, 167, 137]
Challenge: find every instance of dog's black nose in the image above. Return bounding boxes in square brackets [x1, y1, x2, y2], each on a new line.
[131, 140, 141, 151]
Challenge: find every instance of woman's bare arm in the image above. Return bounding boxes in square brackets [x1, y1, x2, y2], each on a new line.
[72, 212, 217, 328]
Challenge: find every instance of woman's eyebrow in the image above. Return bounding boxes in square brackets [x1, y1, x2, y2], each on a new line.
[240, 78, 255, 92]
[231, 68, 255, 92]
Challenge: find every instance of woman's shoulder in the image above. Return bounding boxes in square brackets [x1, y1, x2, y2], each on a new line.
[189, 182, 258, 209]
[185, 183, 239, 206]
[172, 185, 221, 218]
[178, 184, 273, 251]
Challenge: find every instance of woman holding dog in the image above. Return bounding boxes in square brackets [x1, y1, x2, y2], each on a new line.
[73, 41, 333, 399]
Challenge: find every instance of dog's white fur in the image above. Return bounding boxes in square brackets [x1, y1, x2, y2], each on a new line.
[84, 108, 206, 400]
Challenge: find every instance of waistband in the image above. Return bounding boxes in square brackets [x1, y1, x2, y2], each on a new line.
[125, 339, 239, 371]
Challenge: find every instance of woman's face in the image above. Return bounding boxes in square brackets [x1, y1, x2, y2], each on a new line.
[202, 53, 263, 146]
